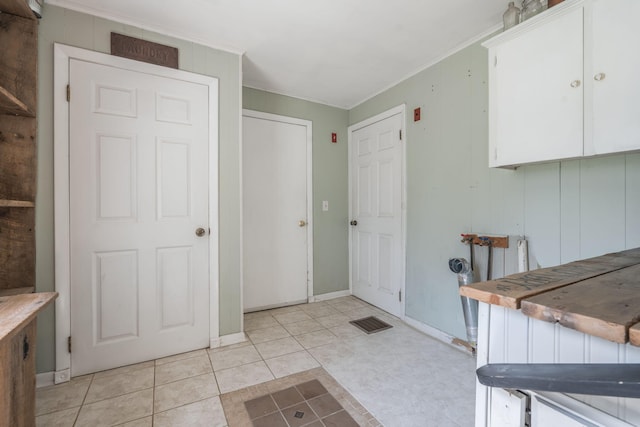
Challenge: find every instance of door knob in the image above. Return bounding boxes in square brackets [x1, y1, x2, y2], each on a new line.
[195, 227, 206, 237]
[298, 220, 307, 227]
[594, 73, 606, 81]
[350, 220, 358, 226]
[570, 80, 581, 88]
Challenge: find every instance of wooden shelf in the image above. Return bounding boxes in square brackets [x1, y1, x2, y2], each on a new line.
[0, 199, 34, 208]
[0, 0, 36, 19]
[0, 86, 34, 117]
[0, 287, 33, 297]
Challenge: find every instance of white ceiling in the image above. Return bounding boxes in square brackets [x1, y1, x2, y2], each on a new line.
[46, 0, 506, 109]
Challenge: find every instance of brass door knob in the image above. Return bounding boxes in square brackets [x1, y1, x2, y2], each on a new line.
[195, 227, 206, 237]
[298, 220, 307, 227]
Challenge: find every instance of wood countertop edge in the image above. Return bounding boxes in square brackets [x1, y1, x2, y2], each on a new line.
[629, 323, 640, 347]
[0, 292, 58, 344]
[521, 299, 629, 345]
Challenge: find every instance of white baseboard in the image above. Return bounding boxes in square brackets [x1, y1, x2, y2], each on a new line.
[309, 289, 351, 302]
[36, 371, 55, 388]
[210, 331, 247, 349]
[54, 368, 71, 384]
[403, 316, 474, 355]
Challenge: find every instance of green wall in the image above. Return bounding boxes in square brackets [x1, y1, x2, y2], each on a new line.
[242, 88, 350, 296]
[35, 5, 242, 373]
[350, 40, 640, 339]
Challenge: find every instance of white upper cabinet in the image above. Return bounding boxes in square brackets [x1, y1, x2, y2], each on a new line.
[587, 0, 640, 156]
[484, 0, 640, 168]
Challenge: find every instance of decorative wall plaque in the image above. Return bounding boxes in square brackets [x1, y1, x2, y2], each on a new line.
[111, 33, 179, 69]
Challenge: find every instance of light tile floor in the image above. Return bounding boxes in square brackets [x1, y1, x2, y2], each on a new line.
[36, 296, 476, 427]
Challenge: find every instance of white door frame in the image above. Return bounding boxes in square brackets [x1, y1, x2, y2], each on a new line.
[241, 109, 314, 303]
[53, 43, 219, 383]
[347, 104, 407, 319]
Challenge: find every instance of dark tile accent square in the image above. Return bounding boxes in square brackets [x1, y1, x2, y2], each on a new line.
[295, 379, 328, 400]
[281, 402, 319, 427]
[252, 411, 289, 427]
[322, 410, 359, 427]
[272, 386, 305, 409]
[244, 394, 278, 420]
[308, 393, 343, 418]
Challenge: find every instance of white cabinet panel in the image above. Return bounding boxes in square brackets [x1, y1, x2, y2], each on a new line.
[490, 7, 584, 167]
[588, 0, 640, 156]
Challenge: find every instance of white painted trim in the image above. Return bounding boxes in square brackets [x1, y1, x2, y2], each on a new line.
[403, 316, 474, 356]
[238, 58, 245, 333]
[36, 372, 55, 388]
[308, 289, 351, 303]
[54, 369, 71, 385]
[210, 332, 247, 349]
[241, 109, 314, 303]
[45, 0, 245, 56]
[474, 302, 491, 427]
[347, 105, 407, 320]
[53, 43, 220, 378]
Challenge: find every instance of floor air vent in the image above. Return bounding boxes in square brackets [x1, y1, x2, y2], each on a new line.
[349, 316, 393, 334]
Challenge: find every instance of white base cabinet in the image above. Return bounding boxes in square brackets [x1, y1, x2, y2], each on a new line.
[484, 0, 640, 168]
[475, 303, 640, 427]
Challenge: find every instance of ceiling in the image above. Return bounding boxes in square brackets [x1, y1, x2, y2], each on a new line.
[46, 0, 506, 109]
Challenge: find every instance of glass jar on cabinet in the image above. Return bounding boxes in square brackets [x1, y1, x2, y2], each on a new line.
[521, 0, 545, 21]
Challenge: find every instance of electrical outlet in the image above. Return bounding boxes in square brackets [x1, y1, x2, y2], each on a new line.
[414, 107, 421, 122]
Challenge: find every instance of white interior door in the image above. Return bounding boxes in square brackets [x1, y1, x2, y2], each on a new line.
[242, 111, 311, 312]
[349, 110, 404, 317]
[69, 59, 211, 376]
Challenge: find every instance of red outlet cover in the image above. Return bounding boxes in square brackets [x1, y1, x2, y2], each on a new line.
[331, 132, 337, 143]
[414, 107, 421, 122]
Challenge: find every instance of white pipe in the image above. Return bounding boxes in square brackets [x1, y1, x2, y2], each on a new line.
[517, 239, 529, 273]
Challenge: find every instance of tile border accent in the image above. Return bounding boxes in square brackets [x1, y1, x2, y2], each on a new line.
[220, 367, 382, 426]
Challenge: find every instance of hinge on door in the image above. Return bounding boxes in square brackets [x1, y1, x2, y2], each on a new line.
[399, 290, 402, 302]
[66, 84, 70, 102]
[494, 56, 498, 67]
[68, 336, 72, 353]
[399, 130, 402, 140]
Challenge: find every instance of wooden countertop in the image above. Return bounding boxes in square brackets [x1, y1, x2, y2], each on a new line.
[0, 292, 57, 344]
[460, 248, 640, 346]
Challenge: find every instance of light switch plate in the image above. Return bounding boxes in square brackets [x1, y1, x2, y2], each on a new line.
[322, 201, 329, 211]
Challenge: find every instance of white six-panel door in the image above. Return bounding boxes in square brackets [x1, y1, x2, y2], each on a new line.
[349, 111, 404, 317]
[242, 111, 311, 312]
[69, 59, 210, 375]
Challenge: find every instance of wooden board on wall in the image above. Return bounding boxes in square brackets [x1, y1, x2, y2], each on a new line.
[0, 207, 34, 289]
[0, 115, 36, 202]
[0, 13, 37, 116]
[0, 0, 36, 20]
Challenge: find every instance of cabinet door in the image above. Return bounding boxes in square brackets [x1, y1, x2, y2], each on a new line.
[588, 0, 640, 155]
[531, 396, 596, 427]
[489, 7, 584, 167]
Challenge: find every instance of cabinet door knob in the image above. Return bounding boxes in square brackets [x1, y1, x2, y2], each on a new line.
[594, 73, 606, 81]
[570, 80, 581, 88]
